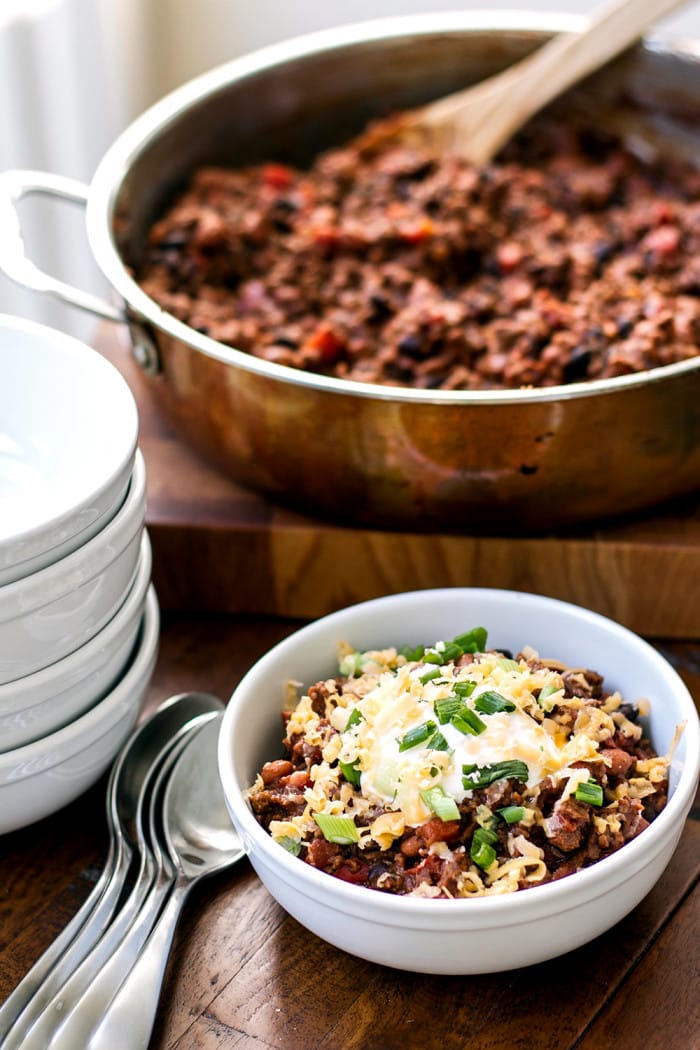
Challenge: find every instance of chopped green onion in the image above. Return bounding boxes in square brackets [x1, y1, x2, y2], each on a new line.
[420, 785, 460, 822]
[496, 657, 520, 672]
[462, 760, 529, 789]
[470, 827, 499, 870]
[434, 696, 463, 724]
[451, 708, 487, 737]
[452, 627, 488, 653]
[313, 812, 359, 844]
[426, 729, 452, 752]
[451, 714, 474, 736]
[537, 684, 561, 707]
[345, 708, 363, 730]
[338, 759, 361, 788]
[419, 667, 443, 684]
[398, 721, 437, 752]
[276, 835, 301, 856]
[473, 826, 499, 847]
[339, 651, 364, 677]
[429, 692, 485, 734]
[422, 650, 444, 665]
[474, 690, 516, 715]
[400, 644, 425, 662]
[498, 805, 525, 825]
[437, 641, 464, 663]
[574, 779, 604, 806]
[453, 680, 477, 698]
[471, 841, 497, 869]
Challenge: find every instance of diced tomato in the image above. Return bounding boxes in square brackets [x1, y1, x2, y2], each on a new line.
[497, 241, 523, 273]
[652, 201, 674, 225]
[334, 862, 371, 885]
[262, 163, 294, 190]
[310, 226, 340, 250]
[400, 217, 434, 243]
[409, 853, 444, 883]
[418, 817, 461, 846]
[306, 324, 345, 364]
[644, 224, 680, 256]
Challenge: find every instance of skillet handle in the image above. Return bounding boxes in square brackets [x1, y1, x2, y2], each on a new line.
[0, 169, 125, 323]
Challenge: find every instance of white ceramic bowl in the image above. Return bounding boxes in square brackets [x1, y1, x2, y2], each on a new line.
[218, 588, 700, 974]
[0, 449, 146, 685]
[0, 313, 138, 586]
[0, 530, 152, 751]
[0, 585, 159, 835]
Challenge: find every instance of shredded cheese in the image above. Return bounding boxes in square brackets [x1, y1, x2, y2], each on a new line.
[251, 637, 672, 899]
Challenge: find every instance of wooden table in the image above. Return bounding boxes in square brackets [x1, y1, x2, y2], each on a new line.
[1, 330, 699, 1048]
[0, 614, 698, 1050]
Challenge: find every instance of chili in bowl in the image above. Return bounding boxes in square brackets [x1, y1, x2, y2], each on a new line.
[217, 588, 699, 974]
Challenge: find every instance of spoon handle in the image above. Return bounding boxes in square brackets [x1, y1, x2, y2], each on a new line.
[14, 850, 156, 1050]
[0, 695, 224, 1049]
[0, 838, 130, 1047]
[424, 0, 690, 163]
[87, 881, 189, 1050]
[44, 864, 174, 1050]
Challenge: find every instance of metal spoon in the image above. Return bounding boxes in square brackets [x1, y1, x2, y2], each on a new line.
[42, 723, 200, 1049]
[87, 714, 243, 1050]
[0, 692, 223, 1049]
[15, 705, 222, 1050]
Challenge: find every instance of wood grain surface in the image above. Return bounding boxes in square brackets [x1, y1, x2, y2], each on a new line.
[0, 614, 698, 1050]
[99, 330, 700, 638]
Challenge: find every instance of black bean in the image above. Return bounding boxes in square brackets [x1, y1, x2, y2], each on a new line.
[369, 293, 392, 319]
[593, 241, 613, 264]
[563, 346, 592, 382]
[397, 334, 424, 359]
[274, 197, 298, 213]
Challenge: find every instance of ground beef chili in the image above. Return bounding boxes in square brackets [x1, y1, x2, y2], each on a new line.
[248, 632, 670, 898]
[138, 117, 700, 390]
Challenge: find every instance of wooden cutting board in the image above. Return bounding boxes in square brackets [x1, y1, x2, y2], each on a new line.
[100, 330, 700, 637]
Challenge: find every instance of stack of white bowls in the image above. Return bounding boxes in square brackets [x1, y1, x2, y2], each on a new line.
[0, 314, 159, 834]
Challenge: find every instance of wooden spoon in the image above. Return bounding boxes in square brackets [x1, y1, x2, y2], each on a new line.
[357, 0, 691, 164]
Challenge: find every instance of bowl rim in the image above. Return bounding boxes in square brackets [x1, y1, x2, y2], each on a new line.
[0, 312, 138, 560]
[0, 531, 152, 713]
[218, 587, 700, 922]
[0, 584, 159, 783]
[86, 10, 700, 405]
[0, 449, 146, 623]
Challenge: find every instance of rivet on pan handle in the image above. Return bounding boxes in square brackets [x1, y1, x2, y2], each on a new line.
[129, 320, 162, 376]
